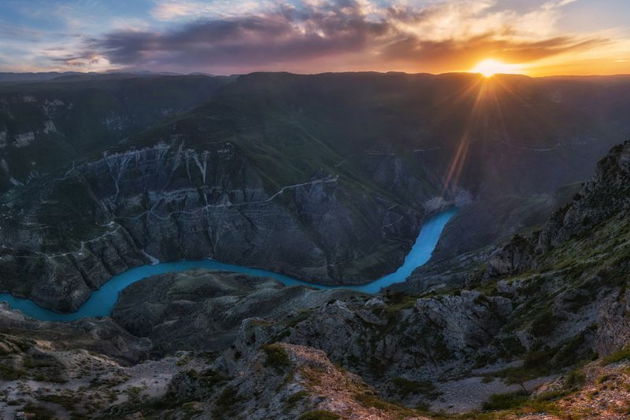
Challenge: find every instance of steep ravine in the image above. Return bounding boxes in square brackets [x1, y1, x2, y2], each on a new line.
[0, 141, 439, 312]
[160, 140, 629, 418]
[129, 141, 630, 415]
[0, 141, 628, 419]
[5, 72, 630, 314]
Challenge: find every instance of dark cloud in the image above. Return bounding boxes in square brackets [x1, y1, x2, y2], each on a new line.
[55, 0, 606, 73]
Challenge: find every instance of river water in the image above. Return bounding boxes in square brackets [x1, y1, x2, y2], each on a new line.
[0, 209, 456, 322]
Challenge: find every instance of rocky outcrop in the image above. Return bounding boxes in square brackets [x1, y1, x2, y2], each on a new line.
[485, 140, 630, 276]
[163, 341, 432, 420]
[4, 151, 626, 413]
[0, 140, 425, 311]
[537, 141, 630, 250]
[0, 302, 151, 363]
[112, 269, 357, 354]
[430, 187, 579, 263]
[486, 234, 538, 276]
[0, 316, 201, 419]
[595, 288, 630, 357]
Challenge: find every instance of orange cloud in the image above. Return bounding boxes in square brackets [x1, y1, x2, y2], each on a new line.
[49, 0, 629, 76]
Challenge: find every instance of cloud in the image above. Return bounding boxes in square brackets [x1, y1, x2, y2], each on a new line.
[382, 34, 607, 71]
[51, 0, 608, 74]
[152, 0, 275, 21]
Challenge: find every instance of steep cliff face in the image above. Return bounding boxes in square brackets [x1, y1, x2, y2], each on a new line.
[538, 141, 630, 249]
[0, 141, 425, 311]
[0, 74, 231, 193]
[138, 140, 625, 415]
[487, 140, 630, 276]
[1, 142, 628, 418]
[387, 142, 630, 379]
[3, 73, 630, 313]
[1, 74, 629, 418]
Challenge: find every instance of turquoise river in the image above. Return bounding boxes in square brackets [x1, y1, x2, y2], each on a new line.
[0, 209, 456, 322]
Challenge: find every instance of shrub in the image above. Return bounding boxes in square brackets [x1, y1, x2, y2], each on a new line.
[0, 363, 26, 380]
[565, 369, 586, 389]
[530, 309, 562, 336]
[263, 344, 291, 371]
[298, 410, 340, 420]
[213, 386, 242, 419]
[186, 368, 227, 389]
[354, 392, 420, 417]
[498, 336, 526, 357]
[39, 393, 78, 410]
[22, 403, 56, 420]
[391, 377, 439, 399]
[602, 345, 630, 365]
[285, 390, 309, 410]
[482, 391, 529, 411]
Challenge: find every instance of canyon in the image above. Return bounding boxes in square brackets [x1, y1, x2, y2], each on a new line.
[0, 72, 629, 419]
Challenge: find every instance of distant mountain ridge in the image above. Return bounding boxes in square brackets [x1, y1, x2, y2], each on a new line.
[0, 71, 194, 83]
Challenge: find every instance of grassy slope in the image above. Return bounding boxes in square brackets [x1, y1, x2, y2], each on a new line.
[0, 75, 232, 191]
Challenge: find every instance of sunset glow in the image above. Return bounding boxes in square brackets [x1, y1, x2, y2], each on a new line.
[0, 1, 629, 76]
[470, 60, 525, 78]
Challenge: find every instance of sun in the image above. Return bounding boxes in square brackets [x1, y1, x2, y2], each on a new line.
[471, 59, 524, 78]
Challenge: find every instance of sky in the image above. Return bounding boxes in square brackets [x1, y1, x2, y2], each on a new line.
[1, 0, 630, 76]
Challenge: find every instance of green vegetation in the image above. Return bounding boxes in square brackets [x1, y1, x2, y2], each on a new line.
[182, 401, 204, 416]
[488, 330, 596, 386]
[602, 345, 630, 365]
[284, 309, 314, 329]
[496, 336, 526, 358]
[0, 75, 230, 193]
[529, 309, 563, 336]
[285, 390, 309, 410]
[184, 368, 228, 390]
[126, 386, 143, 404]
[297, 410, 340, 420]
[0, 363, 26, 380]
[354, 391, 421, 418]
[383, 292, 419, 313]
[39, 393, 79, 410]
[481, 391, 529, 410]
[263, 343, 291, 371]
[565, 369, 586, 389]
[391, 377, 440, 399]
[212, 386, 243, 419]
[22, 403, 56, 420]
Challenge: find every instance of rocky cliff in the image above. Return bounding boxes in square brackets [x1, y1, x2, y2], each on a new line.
[1, 75, 630, 418]
[1, 142, 629, 418]
[112, 270, 357, 354]
[487, 140, 630, 276]
[0, 74, 231, 193]
[0, 140, 424, 311]
[100, 140, 629, 418]
[3, 73, 630, 312]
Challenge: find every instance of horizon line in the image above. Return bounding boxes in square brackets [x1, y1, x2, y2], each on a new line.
[3, 69, 630, 79]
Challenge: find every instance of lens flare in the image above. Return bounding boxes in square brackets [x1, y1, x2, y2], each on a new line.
[471, 59, 524, 77]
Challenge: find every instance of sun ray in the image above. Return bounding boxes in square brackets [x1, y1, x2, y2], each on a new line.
[471, 59, 525, 78]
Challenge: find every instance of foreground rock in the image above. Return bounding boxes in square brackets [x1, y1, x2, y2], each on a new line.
[0, 303, 150, 363]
